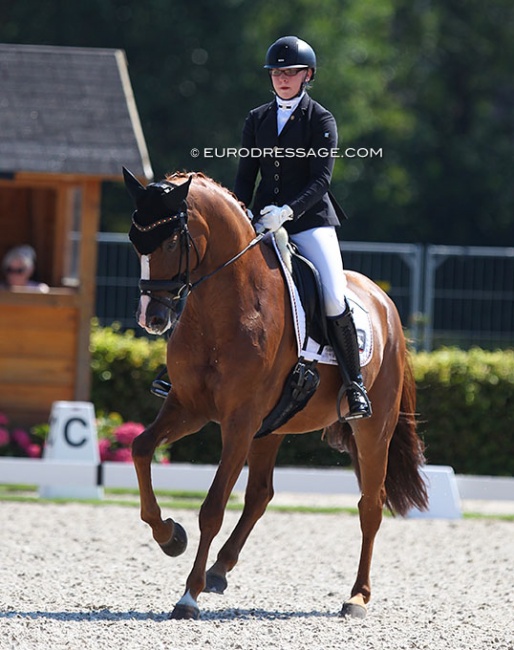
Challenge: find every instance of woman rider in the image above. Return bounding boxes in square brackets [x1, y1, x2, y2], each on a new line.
[234, 35, 371, 420]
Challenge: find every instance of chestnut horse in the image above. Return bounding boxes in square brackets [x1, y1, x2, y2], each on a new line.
[123, 169, 428, 620]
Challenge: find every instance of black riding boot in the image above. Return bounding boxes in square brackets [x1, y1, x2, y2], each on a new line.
[327, 303, 372, 421]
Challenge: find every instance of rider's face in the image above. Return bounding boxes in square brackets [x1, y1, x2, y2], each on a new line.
[270, 68, 311, 100]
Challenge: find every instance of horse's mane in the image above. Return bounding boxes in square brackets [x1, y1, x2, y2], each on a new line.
[165, 171, 250, 220]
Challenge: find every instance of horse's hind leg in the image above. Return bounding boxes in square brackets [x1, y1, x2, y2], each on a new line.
[341, 377, 401, 618]
[132, 397, 206, 553]
[204, 433, 285, 594]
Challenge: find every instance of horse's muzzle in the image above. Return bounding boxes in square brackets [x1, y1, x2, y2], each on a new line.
[137, 297, 172, 334]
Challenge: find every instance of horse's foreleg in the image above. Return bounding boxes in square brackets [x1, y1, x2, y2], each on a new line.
[132, 400, 206, 551]
[205, 433, 285, 594]
[171, 428, 256, 619]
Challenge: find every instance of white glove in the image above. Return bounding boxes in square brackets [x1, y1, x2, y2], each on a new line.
[257, 204, 293, 233]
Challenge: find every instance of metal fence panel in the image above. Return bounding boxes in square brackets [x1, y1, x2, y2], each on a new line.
[94, 234, 425, 347]
[423, 245, 514, 350]
[342, 241, 424, 348]
[94, 235, 514, 351]
[95, 233, 140, 330]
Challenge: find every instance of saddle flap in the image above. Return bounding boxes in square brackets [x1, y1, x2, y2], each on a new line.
[290, 249, 328, 346]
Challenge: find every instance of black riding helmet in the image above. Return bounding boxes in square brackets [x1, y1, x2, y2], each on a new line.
[264, 36, 317, 79]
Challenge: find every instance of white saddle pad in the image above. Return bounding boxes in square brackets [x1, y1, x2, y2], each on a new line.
[271, 234, 373, 368]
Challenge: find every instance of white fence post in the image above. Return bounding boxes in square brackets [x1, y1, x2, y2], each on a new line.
[407, 465, 462, 519]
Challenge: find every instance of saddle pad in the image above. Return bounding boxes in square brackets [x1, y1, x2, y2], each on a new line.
[271, 234, 373, 368]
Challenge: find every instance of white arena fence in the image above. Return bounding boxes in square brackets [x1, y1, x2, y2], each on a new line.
[95, 234, 514, 351]
[1, 457, 513, 520]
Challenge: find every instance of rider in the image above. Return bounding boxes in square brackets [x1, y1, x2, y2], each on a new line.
[234, 35, 371, 421]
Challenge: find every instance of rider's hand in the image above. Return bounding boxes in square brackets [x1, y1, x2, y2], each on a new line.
[257, 204, 293, 233]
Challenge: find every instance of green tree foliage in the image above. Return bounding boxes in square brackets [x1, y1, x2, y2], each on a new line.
[383, 0, 514, 245]
[1, 0, 513, 243]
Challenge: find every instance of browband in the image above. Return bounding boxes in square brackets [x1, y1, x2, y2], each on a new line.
[131, 211, 186, 233]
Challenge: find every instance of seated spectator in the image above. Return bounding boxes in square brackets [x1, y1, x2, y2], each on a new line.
[0, 245, 49, 292]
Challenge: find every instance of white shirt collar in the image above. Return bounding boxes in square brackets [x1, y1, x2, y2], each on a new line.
[276, 91, 305, 112]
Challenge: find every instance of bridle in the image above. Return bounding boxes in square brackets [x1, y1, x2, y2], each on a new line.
[133, 204, 264, 321]
[134, 207, 195, 315]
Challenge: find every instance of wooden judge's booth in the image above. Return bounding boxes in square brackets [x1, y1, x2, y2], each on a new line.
[0, 44, 153, 426]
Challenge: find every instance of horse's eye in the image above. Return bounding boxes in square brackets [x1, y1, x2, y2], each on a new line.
[165, 236, 179, 252]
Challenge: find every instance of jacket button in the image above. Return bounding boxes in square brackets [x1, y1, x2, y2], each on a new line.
[274, 160, 280, 167]
[274, 188, 279, 195]
[274, 174, 279, 181]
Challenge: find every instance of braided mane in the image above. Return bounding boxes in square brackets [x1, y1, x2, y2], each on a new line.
[166, 171, 250, 218]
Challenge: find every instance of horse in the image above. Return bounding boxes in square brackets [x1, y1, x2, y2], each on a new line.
[123, 168, 428, 620]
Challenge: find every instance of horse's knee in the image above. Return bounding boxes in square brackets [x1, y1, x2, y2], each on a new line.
[256, 482, 274, 511]
[198, 494, 230, 541]
[240, 480, 274, 521]
[131, 430, 154, 458]
[261, 479, 275, 503]
[358, 493, 385, 534]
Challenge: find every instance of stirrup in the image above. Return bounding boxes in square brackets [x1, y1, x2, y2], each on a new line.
[336, 381, 372, 422]
[151, 367, 172, 399]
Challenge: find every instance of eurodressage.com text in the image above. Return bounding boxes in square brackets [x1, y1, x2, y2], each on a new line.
[190, 147, 383, 159]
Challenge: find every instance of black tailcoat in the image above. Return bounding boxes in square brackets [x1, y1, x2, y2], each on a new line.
[234, 93, 346, 234]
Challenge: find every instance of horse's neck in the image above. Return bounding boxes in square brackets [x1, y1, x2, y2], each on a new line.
[202, 227, 261, 306]
[185, 183, 286, 345]
[189, 216, 268, 331]
[196, 189, 255, 277]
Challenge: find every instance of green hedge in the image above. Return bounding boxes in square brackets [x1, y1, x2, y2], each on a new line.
[413, 348, 514, 476]
[90, 325, 514, 476]
[90, 324, 166, 424]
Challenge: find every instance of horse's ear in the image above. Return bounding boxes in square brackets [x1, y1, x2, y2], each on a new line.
[172, 175, 193, 205]
[123, 167, 146, 202]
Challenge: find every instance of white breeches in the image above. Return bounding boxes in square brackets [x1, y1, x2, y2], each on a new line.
[289, 226, 347, 317]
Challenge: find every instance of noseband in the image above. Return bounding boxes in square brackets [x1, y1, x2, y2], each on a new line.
[134, 205, 263, 324]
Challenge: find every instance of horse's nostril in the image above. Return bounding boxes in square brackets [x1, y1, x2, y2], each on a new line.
[149, 315, 165, 329]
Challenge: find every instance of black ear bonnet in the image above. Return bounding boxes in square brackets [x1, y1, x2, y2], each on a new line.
[123, 167, 193, 255]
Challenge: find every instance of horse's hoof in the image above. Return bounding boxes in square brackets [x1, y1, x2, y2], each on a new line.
[170, 604, 200, 620]
[340, 601, 367, 619]
[159, 519, 188, 557]
[204, 570, 228, 594]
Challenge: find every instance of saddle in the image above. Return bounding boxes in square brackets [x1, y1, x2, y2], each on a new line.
[254, 234, 327, 438]
[254, 231, 373, 437]
[290, 249, 329, 348]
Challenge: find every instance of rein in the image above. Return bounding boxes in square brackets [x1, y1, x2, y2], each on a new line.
[190, 232, 264, 291]
[137, 207, 264, 316]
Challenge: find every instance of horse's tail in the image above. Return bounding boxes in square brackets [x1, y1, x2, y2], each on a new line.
[383, 354, 428, 516]
[323, 352, 428, 516]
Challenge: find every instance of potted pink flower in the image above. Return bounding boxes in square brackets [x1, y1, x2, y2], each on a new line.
[0, 412, 44, 458]
[96, 412, 169, 463]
